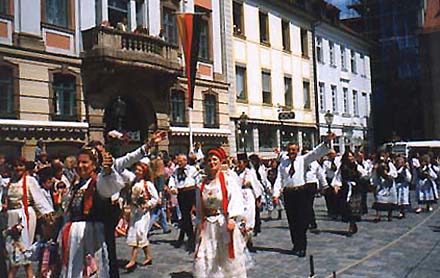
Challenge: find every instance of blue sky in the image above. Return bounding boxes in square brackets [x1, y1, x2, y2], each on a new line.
[325, 0, 358, 18]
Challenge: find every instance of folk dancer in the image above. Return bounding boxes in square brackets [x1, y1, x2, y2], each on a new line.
[4, 157, 54, 278]
[124, 161, 158, 270]
[332, 150, 362, 234]
[169, 154, 200, 251]
[371, 155, 398, 221]
[303, 152, 327, 231]
[414, 154, 438, 213]
[193, 148, 246, 278]
[236, 153, 263, 251]
[323, 150, 341, 219]
[394, 157, 412, 218]
[273, 133, 335, 257]
[59, 131, 166, 278]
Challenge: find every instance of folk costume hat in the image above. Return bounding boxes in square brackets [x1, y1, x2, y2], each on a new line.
[207, 147, 227, 162]
[237, 153, 248, 162]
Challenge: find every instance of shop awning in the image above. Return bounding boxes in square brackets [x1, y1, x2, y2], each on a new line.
[0, 119, 88, 140]
[170, 126, 230, 137]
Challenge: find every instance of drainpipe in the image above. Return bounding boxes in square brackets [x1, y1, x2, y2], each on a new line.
[311, 20, 322, 143]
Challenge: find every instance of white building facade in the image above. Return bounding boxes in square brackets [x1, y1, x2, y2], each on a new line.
[227, 0, 319, 158]
[315, 22, 372, 153]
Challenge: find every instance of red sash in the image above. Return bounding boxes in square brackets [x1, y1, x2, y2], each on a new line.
[196, 171, 235, 259]
[62, 221, 73, 266]
[22, 175, 30, 229]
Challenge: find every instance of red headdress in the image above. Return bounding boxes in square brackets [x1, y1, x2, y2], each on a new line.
[207, 147, 227, 162]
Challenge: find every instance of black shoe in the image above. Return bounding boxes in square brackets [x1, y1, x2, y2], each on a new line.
[291, 249, 306, 257]
[308, 223, 318, 230]
[173, 240, 183, 248]
[163, 229, 172, 234]
[348, 223, 358, 235]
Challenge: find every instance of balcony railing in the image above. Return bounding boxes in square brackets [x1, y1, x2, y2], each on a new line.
[82, 26, 180, 72]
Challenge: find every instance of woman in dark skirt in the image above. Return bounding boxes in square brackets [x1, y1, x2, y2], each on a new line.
[332, 150, 361, 235]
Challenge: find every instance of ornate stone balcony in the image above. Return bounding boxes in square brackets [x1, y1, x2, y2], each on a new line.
[81, 26, 181, 74]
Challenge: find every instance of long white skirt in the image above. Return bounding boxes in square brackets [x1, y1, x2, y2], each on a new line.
[193, 217, 246, 278]
[126, 207, 151, 248]
[59, 221, 109, 278]
[6, 207, 37, 266]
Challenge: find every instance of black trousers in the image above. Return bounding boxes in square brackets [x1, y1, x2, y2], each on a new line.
[305, 183, 318, 227]
[283, 187, 309, 251]
[177, 189, 196, 244]
[104, 204, 122, 278]
[254, 197, 262, 233]
[324, 178, 338, 216]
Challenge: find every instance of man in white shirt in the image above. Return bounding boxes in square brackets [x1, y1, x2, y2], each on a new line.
[273, 133, 336, 257]
[169, 154, 200, 251]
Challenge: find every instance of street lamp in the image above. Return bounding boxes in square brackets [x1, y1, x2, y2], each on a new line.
[113, 96, 127, 131]
[239, 112, 249, 154]
[324, 110, 334, 134]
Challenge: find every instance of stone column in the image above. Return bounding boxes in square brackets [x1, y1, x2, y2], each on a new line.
[96, 0, 108, 25]
[128, 0, 137, 31]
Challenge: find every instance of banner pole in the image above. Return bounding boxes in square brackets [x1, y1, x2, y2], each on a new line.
[189, 107, 194, 155]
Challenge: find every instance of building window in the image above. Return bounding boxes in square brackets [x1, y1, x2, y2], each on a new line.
[329, 41, 335, 66]
[353, 90, 359, 116]
[351, 50, 357, 74]
[236, 65, 247, 101]
[259, 11, 269, 44]
[316, 36, 323, 63]
[341, 46, 347, 71]
[203, 94, 217, 128]
[284, 76, 292, 108]
[233, 1, 244, 36]
[362, 92, 368, 117]
[171, 91, 186, 125]
[331, 85, 337, 113]
[163, 7, 178, 45]
[360, 54, 366, 76]
[43, 0, 69, 28]
[259, 126, 277, 151]
[301, 29, 309, 58]
[343, 87, 349, 114]
[52, 74, 77, 120]
[319, 82, 325, 111]
[262, 71, 272, 105]
[199, 18, 210, 61]
[0, 0, 11, 15]
[108, 0, 128, 29]
[303, 81, 310, 109]
[282, 20, 290, 51]
[0, 66, 15, 118]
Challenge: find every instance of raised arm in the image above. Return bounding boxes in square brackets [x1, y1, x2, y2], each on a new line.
[303, 133, 336, 166]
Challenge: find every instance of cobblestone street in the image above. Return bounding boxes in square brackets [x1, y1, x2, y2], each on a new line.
[115, 194, 440, 278]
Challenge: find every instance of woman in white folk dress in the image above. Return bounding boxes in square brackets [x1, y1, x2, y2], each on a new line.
[59, 131, 166, 278]
[4, 157, 54, 278]
[125, 161, 158, 269]
[193, 147, 246, 278]
[394, 157, 412, 219]
[414, 154, 438, 213]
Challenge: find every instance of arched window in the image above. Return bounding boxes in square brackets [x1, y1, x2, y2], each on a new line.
[0, 65, 16, 118]
[170, 90, 186, 126]
[52, 73, 77, 120]
[203, 93, 218, 128]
